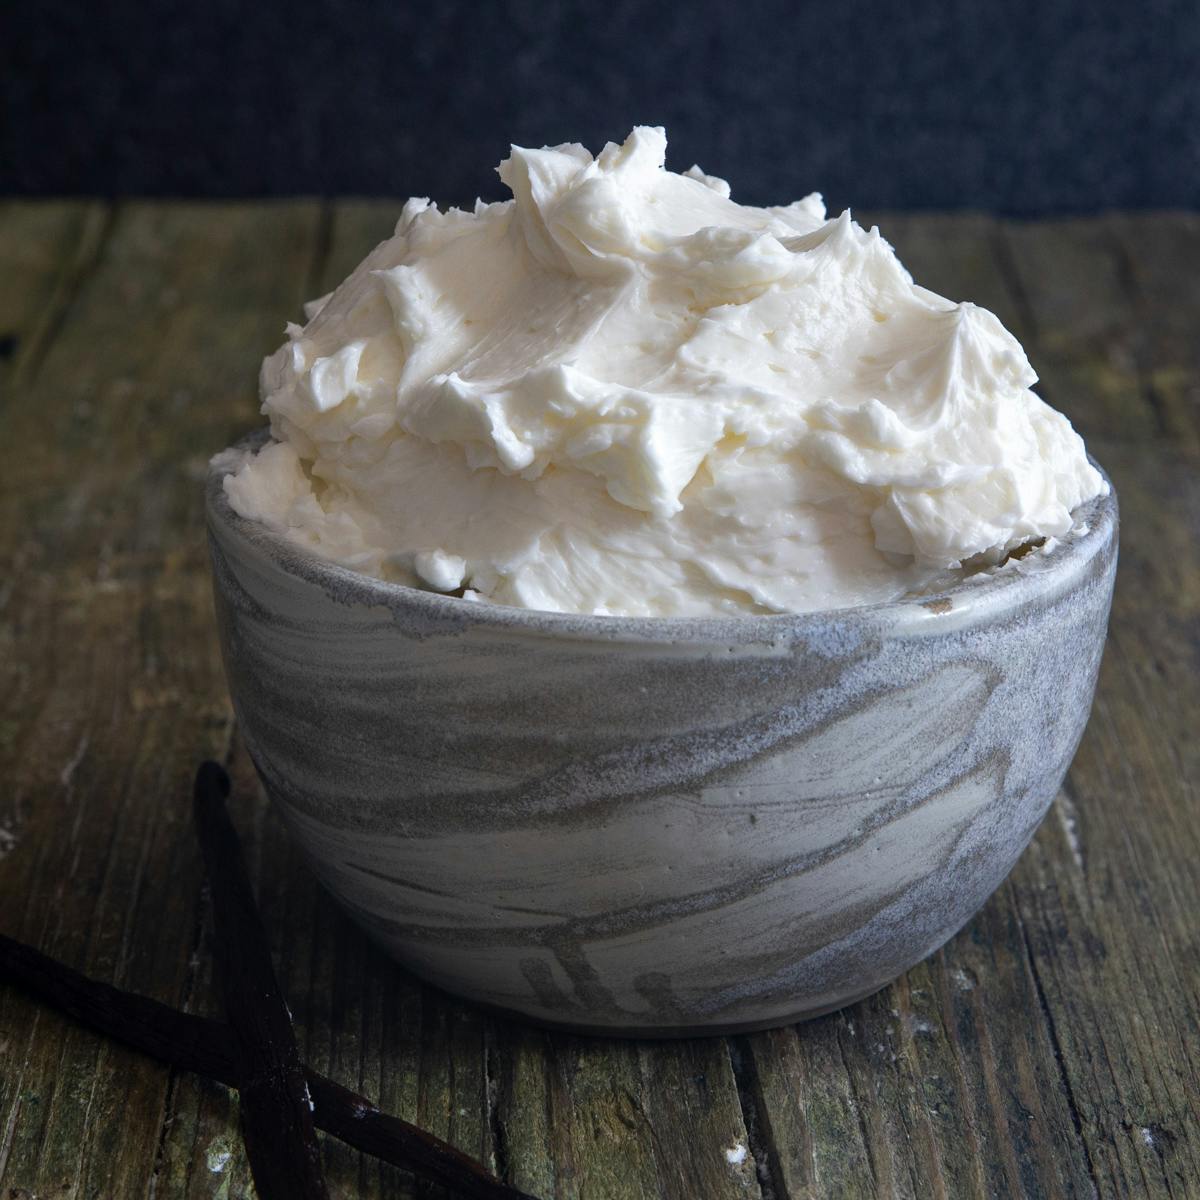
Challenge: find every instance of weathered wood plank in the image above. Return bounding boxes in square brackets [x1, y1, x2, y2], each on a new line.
[0, 200, 111, 392]
[1001, 216, 1200, 1196]
[0, 200, 321, 1198]
[1000, 218, 1159, 444]
[551, 1036, 661, 1199]
[1107, 213, 1200, 449]
[638, 1038, 761, 1199]
[1006, 440, 1200, 1200]
[735, 837, 1097, 1195]
[491, 1024, 557, 1198]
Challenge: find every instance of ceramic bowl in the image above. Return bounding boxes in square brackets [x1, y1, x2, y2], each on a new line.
[206, 433, 1117, 1036]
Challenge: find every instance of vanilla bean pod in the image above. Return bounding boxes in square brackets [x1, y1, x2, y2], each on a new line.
[0, 934, 538, 1200]
[306, 1073, 540, 1199]
[0, 934, 234, 1082]
[193, 760, 329, 1200]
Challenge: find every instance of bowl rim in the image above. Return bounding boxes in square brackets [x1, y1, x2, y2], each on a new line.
[206, 429, 1118, 644]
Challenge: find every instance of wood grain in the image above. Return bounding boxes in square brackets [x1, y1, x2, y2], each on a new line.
[1, 204, 1197, 1199]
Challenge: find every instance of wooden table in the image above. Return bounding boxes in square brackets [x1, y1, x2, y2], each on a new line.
[1, 203, 1197, 1200]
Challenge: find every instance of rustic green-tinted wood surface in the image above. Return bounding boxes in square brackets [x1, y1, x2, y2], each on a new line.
[0, 202, 1197, 1199]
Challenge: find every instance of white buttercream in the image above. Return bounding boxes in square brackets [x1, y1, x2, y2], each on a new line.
[222, 126, 1106, 617]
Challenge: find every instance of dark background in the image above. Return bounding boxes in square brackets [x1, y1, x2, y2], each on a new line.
[4, 0, 1198, 213]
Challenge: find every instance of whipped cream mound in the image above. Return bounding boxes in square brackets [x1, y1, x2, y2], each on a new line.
[223, 126, 1106, 617]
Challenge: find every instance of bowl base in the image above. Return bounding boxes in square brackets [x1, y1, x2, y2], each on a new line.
[429, 975, 892, 1040]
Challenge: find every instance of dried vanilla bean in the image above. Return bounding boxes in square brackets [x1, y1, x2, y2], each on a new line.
[194, 759, 331, 1200]
[0, 933, 538, 1198]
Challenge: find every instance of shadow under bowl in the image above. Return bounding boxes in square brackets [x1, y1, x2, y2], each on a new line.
[206, 433, 1118, 1036]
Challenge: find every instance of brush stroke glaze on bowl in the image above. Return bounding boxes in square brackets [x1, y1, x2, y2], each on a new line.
[206, 432, 1118, 1036]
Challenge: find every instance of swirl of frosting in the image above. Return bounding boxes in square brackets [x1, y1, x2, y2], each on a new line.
[223, 126, 1105, 616]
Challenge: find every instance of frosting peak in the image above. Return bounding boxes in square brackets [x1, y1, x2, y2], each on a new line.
[224, 127, 1105, 616]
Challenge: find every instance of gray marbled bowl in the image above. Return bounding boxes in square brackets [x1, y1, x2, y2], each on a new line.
[206, 434, 1117, 1036]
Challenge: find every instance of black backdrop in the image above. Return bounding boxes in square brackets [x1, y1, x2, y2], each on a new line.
[4, 0, 1198, 213]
